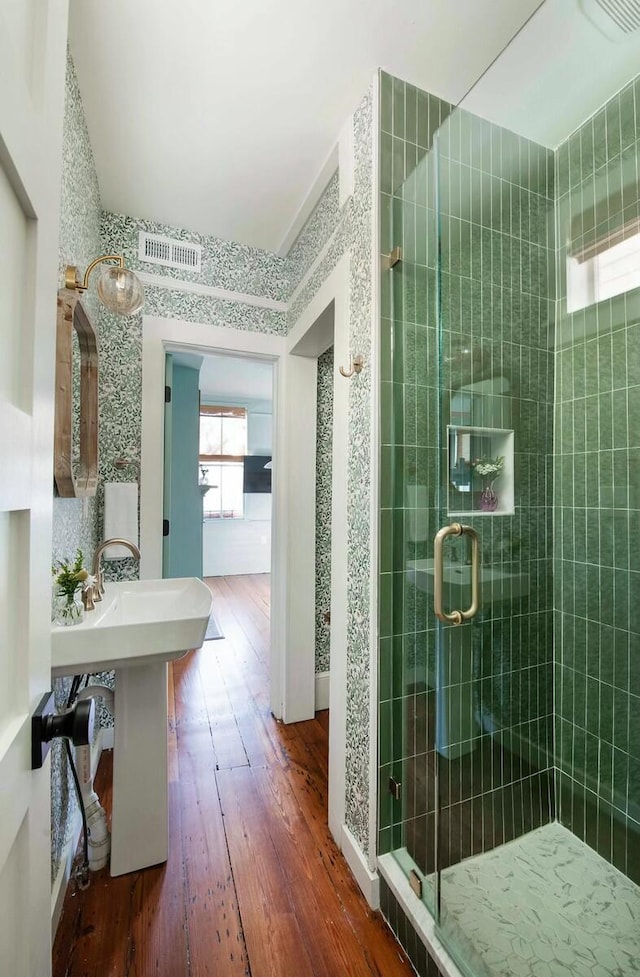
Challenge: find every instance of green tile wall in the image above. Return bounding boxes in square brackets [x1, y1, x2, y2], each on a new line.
[378, 71, 556, 874]
[555, 76, 640, 880]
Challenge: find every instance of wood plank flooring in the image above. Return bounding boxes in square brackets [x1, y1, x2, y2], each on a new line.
[53, 574, 413, 977]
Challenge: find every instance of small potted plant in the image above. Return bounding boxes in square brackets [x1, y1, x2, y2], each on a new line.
[472, 455, 504, 512]
[52, 549, 89, 626]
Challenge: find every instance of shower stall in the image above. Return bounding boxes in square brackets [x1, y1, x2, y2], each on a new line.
[377, 4, 640, 976]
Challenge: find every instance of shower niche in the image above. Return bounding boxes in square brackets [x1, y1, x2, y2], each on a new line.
[447, 425, 514, 516]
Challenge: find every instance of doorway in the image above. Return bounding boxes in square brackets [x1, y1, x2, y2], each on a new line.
[141, 252, 352, 855]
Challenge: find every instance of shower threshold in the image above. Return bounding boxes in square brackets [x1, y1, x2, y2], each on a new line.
[380, 822, 640, 977]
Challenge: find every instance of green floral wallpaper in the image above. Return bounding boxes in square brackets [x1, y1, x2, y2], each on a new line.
[315, 346, 334, 673]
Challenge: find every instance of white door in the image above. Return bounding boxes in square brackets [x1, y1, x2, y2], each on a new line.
[0, 3, 69, 974]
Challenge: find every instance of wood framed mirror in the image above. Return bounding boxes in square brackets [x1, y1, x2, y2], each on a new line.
[54, 288, 98, 497]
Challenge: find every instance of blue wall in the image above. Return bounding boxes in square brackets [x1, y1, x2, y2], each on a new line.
[164, 360, 203, 578]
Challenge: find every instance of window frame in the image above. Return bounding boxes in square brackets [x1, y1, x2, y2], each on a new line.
[199, 404, 247, 520]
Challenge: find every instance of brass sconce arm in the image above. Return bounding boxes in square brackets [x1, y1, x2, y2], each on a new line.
[65, 254, 125, 292]
[63, 253, 144, 316]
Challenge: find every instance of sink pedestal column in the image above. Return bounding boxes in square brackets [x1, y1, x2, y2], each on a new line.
[110, 661, 169, 876]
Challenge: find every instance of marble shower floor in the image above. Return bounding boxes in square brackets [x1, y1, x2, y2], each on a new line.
[437, 821, 640, 977]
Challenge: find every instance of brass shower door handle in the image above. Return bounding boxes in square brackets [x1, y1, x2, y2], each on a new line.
[433, 523, 480, 625]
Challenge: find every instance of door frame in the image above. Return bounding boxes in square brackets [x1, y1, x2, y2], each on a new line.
[140, 314, 286, 710]
[141, 254, 350, 843]
[286, 254, 350, 842]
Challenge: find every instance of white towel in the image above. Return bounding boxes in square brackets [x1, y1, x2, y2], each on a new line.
[103, 482, 139, 559]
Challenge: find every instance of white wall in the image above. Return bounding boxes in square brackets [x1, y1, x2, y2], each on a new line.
[203, 513, 271, 576]
[202, 397, 272, 576]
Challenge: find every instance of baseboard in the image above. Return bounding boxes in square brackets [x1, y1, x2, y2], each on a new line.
[341, 824, 380, 909]
[51, 727, 108, 936]
[101, 726, 114, 750]
[315, 670, 330, 711]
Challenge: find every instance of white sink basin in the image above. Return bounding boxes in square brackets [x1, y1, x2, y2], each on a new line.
[406, 559, 530, 605]
[51, 577, 212, 676]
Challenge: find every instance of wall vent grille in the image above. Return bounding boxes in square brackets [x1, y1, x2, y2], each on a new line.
[581, 0, 640, 37]
[138, 232, 202, 273]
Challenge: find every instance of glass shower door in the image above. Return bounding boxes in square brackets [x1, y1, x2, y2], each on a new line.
[432, 105, 556, 974]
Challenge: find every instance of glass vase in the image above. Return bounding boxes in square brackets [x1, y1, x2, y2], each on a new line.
[479, 484, 499, 512]
[52, 591, 84, 627]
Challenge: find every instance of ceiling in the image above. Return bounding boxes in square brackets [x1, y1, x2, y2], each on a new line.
[462, 0, 640, 147]
[197, 353, 273, 403]
[68, 0, 543, 253]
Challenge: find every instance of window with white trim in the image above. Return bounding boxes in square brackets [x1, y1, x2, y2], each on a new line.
[199, 406, 247, 519]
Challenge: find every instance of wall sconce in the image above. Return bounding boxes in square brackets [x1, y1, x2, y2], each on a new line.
[64, 254, 144, 316]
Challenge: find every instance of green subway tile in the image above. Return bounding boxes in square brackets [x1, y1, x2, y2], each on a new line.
[612, 328, 627, 389]
[380, 380, 393, 445]
[379, 701, 392, 768]
[627, 324, 640, 388]
[613, 688, 629, 752]
[601, 566, 615, 627]
[405, 84, 417, 146]
[593, 107, 608, 170]
[379, 572, 393, 638]
[606, 96, 622, 162]
[620, 84, 636, 150]
[614, 629, 630, 690]
[612, 389, 628, 449]
[392, 76, 405, 139]
[392, 136, 406, 194]
[629, 385, 640, 446]
[614, 568, 629, 632]
[380, 72, 393, 134]
[416, 90, 430, 150]
[379, 637, 393, 702]
[380, 506, 393, 573]
[381, 132, 393, 195]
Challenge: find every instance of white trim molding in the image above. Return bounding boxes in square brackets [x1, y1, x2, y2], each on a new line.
[367, 68, 382, 874]
[286, 254, 350, 843]
[314, 671, 330, 710]
[136, 270, 288, 312]
[342, 824, 380, 910]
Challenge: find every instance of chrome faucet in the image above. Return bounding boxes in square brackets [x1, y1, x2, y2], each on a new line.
[85, 537, 141, 608]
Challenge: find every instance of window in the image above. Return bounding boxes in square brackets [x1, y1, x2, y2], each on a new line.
[566, 214, 640, 313]
[199, 406, 247, 519]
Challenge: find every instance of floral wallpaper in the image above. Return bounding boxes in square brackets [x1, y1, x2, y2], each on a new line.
[51, 51, 102, 886]
[288, 172, 340, 294]
[101, 211, 290, 303]
[315, 346, 334, 674]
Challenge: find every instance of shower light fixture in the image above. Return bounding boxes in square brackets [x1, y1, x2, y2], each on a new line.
[64, 254, 145, 316]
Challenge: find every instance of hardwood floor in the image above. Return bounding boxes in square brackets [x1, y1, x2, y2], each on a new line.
[53, 574, 413, 977]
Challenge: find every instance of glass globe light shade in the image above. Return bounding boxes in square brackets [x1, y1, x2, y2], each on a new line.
[97, 265, 144, 316]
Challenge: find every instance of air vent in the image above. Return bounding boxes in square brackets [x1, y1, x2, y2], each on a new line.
[581, 0, 640, 39]
[138, 232, 202, 273]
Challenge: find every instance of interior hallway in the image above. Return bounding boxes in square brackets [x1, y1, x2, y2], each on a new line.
[53, 574, 413, 977]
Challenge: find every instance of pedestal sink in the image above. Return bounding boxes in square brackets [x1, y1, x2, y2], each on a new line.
[52, 577, 212, 876]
